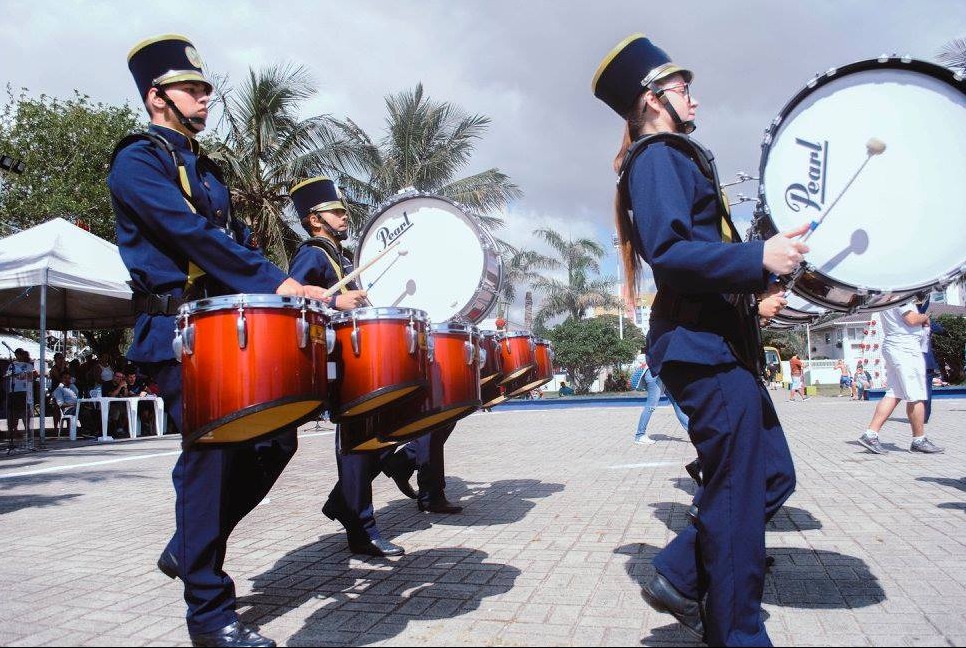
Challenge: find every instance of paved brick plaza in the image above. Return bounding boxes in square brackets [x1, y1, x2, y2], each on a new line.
[0, 396, 963, 647]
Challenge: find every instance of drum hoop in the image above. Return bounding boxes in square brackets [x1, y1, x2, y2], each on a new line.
[329, 306, 429, 324]
[432, 321, 478, 335]
[182, 293, 319, 315]
[503, 330, 532, 339]
[354, 191, 504, 325]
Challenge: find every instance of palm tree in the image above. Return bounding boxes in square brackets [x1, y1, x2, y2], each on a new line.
[495, 242, 558, 319]
[531, 228, 619, 328]
[319, 84, 522, 233]
[207, 63, 344, 267]
[937, 38, 966, 73]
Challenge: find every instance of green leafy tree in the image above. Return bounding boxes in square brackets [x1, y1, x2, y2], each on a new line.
[531, 228, 618, 328]
[933, 314, 966, 384]
[0, 88, 143, 240]
[321, 83, 521, 233]
[938, 38, 966, 73]
[207, 64, 346, 267]
[496, 243, 557, 319]
[761, 328, 806, 360]
[545, 314, 643, 394]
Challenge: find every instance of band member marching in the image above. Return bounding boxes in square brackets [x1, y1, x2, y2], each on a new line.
[288, 177, 415, 556]
[109, 35, 328, 648]
[593, 33, 807, 646]
[383, 424, 463, 514]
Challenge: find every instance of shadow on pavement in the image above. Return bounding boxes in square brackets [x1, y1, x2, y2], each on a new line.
[647, 433, 688, 444]
[240, 538, 519, 646]
[616, 542, 885, 620]
[917, 476, 966, 493]
[0, 492, 81, 515]
[381, 477, 565, 529]
[648, 501, 823, 534]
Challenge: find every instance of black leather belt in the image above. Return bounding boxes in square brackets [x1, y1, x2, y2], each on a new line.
[651, 290, 734, 326]
[132, 293, 184, 316]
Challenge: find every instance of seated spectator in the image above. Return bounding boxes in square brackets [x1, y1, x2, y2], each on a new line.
[97, 353, 116, 395]
[51, 372, 80, 431]
[854, 362, 872, 401]
[104, 371, 130, 437]
[558, 381, 575, 396]
[47, 353, 68, 397]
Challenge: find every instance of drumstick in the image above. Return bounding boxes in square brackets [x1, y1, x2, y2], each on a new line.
[322, 245, 408, 298]
[801, 137, 886, 242]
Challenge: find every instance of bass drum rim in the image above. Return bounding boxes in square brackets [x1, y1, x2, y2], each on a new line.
[354, 190, 503, 324]
[754, 57, 966, 311]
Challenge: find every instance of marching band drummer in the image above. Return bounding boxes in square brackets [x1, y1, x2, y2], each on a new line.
[383, 424, 463, 514]
[288, 177, 412, 557]
[109, 35, 329, 648]
[593, 33, 807, 646]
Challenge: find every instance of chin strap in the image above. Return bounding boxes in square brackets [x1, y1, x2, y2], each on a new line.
[321, 219, 348, 241]
[656, 91, 696, 135]
[154, 85, 204, 135]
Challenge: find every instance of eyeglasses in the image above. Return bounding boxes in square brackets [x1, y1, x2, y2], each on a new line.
[657, 83, 692, 102]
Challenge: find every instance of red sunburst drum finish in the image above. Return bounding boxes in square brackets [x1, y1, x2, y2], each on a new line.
[498, 331, 536, 384]
[329, 307, 430, 421]
[504, 338, 555, 398]
[339, 323, 482, 452]
[479, 330, 504, 386]
[179, 295, 331, 447]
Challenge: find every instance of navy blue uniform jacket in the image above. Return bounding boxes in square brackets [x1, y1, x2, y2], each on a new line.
[288, 244, 354, 289]
[629, 142, 767, 375]
[108, 125, 286, 363]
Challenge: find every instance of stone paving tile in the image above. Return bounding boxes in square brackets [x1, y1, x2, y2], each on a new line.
[0, 399, 964, 645]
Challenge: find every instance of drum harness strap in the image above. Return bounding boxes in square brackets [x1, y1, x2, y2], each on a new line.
[111, 132, 243, 316]
[296, 237, 356, 295]
[617, 132, 763, 375]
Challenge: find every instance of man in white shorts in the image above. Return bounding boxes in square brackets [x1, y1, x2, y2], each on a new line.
[857, 301, 943, 454]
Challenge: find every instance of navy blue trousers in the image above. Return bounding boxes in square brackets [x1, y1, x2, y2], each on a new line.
[396, 424, 455, 505]
[327, 430, 394, 541]
[656, 362, 796, 647]
[147, 361, 298, 635]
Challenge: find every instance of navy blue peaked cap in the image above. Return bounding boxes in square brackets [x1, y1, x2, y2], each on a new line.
[289, 177, 346, 219]
[128, 34, 212, 99]
[592, 34, 693, 117]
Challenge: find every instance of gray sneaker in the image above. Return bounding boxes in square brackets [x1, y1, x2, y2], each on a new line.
[910, 438, 944, 454]
[858, 434, 887, 454]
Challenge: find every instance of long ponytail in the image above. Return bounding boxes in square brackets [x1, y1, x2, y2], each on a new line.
[613, 123, 641, 309]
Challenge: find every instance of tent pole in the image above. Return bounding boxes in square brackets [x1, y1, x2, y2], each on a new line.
[38, 274, 47, 448]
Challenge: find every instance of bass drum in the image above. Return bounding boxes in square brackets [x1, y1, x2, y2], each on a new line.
[754, 57, 966, 312]
[355, 191, 503, 324]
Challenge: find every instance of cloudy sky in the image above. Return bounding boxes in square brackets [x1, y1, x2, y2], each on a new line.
[3, 0, 964, 315]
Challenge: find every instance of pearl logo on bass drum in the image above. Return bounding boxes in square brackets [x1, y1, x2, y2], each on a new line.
[784, 137, 828, 213]
[375, 211, 413, 250]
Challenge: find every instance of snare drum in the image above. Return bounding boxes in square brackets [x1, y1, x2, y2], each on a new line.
[479, 330, 504, 385]
[499, 331, 536, 384]
[376, 322, 482, 443]
[504, 339, 555, 398]
[177, 295, 332, 446]
[329, 307, 430, 420]
[754, 56, 966, 312]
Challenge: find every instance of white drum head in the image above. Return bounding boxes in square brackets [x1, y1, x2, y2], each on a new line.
[761, 60, 966, 293]
[356, 194, 501, 323]
[786, 292, 827, 315]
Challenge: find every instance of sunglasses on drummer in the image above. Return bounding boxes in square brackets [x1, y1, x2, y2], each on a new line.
[655, 83, 692, 102]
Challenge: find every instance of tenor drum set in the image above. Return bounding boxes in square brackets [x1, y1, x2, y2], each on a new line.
[747, 56, 966, 330]
[174, 190, 556, 449]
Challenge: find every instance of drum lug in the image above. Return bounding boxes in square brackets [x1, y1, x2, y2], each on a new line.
[479, 346, 487, 369]
[236, 308, 247, 350]
[296, 312, 309, 350]
[183, 324, 195, 357]
[326, 327, 336, 354]
[351, 327, 361, 356]
[407, 319, 419, 355]
[464, 341, 475, 366]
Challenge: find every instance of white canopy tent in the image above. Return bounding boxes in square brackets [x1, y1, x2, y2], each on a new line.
[0, 218, 134, 444]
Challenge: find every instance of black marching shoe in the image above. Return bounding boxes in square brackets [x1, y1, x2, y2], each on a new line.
[641, 573, 704, 639]
[348, 536, 405, 557]
[157, 548, 179, 580]
[190, 621, 276, 647]
[418, 499, 463, 514]
[391, 474, 418, 500]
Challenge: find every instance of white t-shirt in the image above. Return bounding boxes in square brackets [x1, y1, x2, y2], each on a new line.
[4, 361, 33, 393]
[53, 384, 79, 407]
[880, 303, 924, 353]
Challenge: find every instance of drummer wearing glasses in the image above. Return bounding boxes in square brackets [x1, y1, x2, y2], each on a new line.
[288, 177, 407, 558]
[110, 35, 328, 648]
[593, 34, 806, 646]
